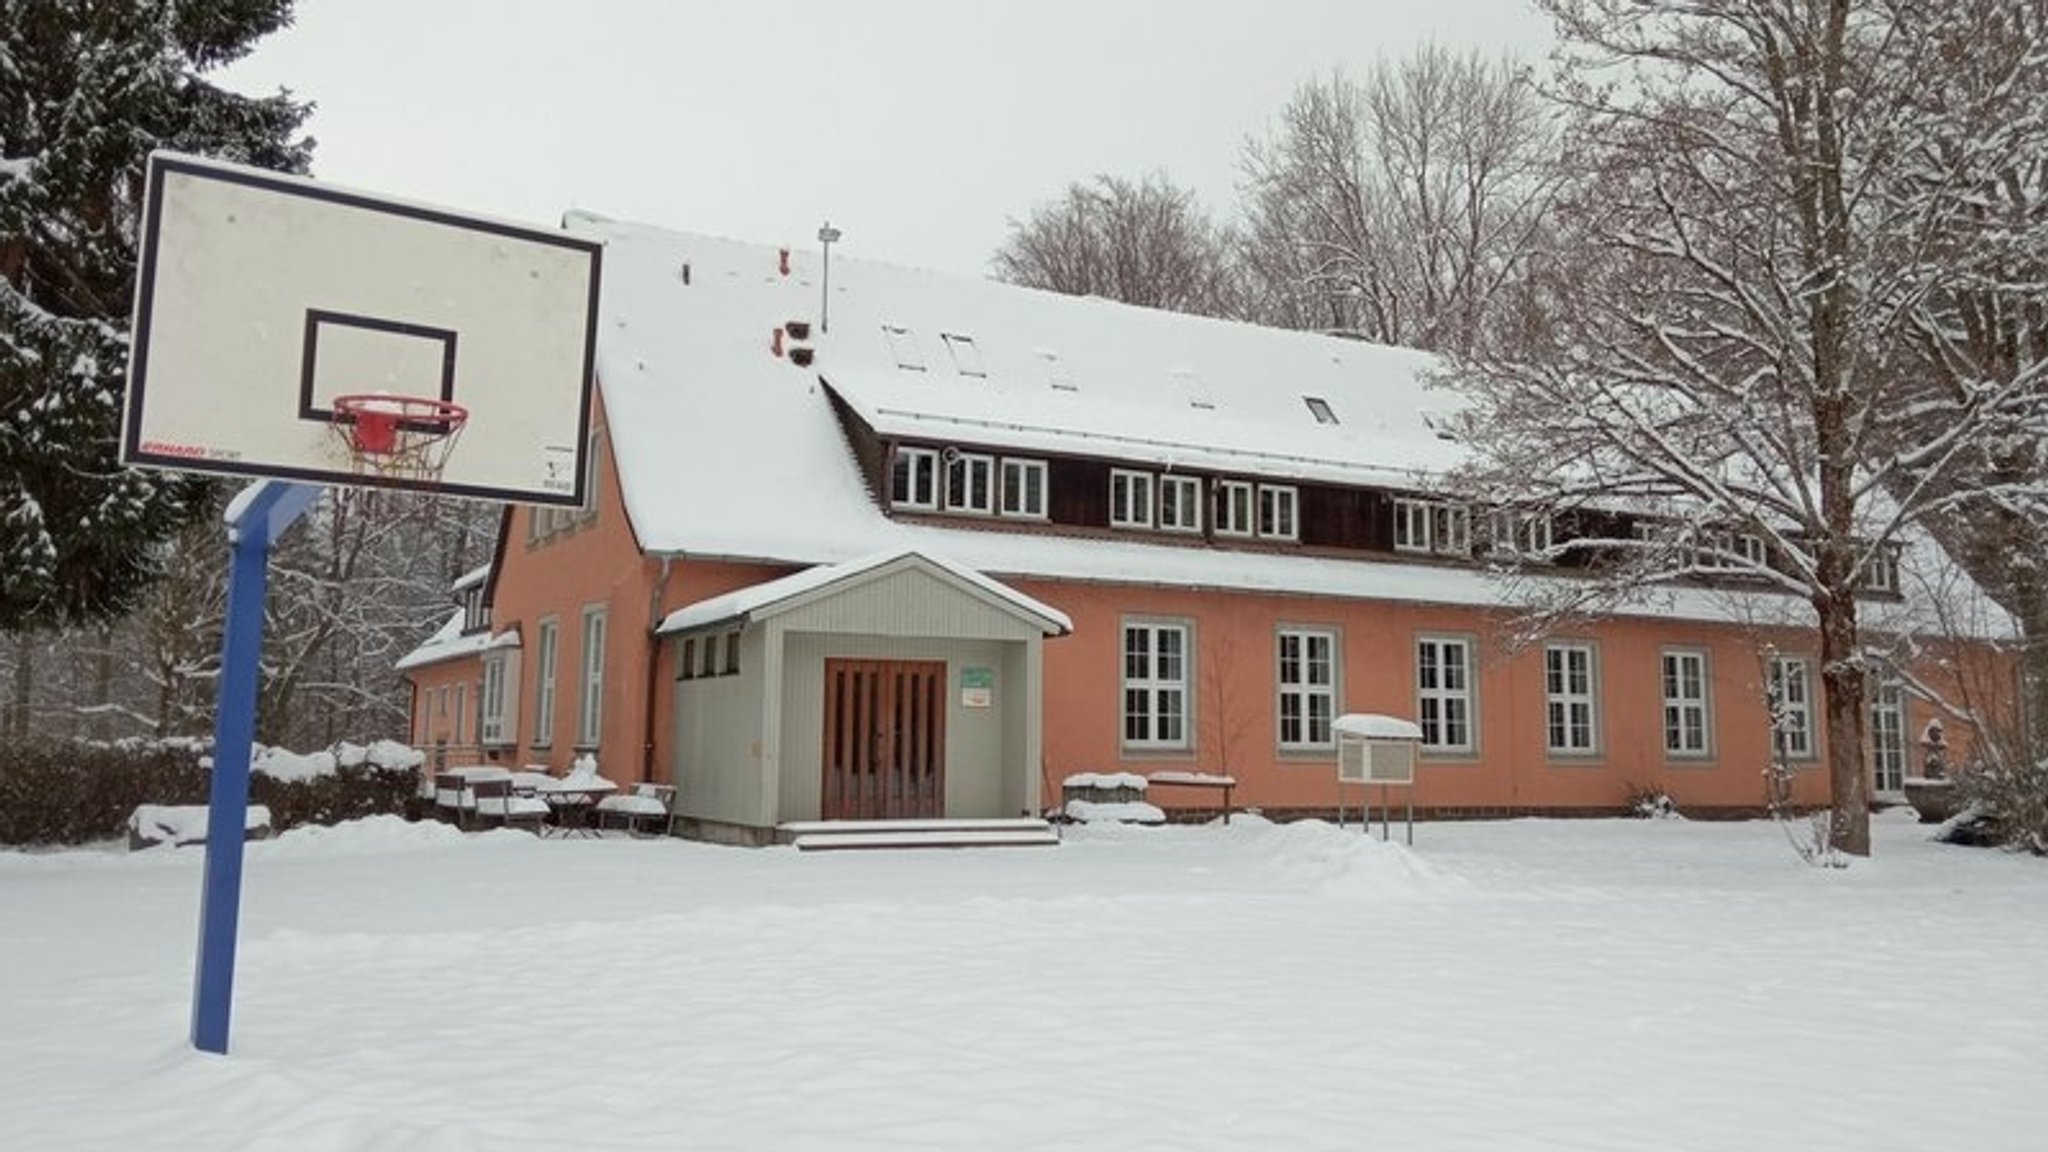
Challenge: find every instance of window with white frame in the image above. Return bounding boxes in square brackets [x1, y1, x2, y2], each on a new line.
[533, 618, 558, 747]
[1490, 511, 1552, 557]
[480, 650, 517, 746]
[1871, 677, 1906, 792]
[1433, 505, 1471, 555]
[1159, 475, 1202, 533]
[945, 451, 995, 514]
[1216, 480, 1254, 536]
[1395, 499, 1432, 552]
[1736, 534, 1768, 568]
[1277, 629, 1336, 749]
[1767, 655, 1813, 761]
[1258, 484, 1298, 540]
[1862, 545, 1901, 593]
[1661, 649, 1711, 757]
[1544, 643, 1598, 754]
[453, 683, 468, 745]
[1416, 636, 1475, 752]
[999, 458, 1047, 518]
[1111, 469, 1154, 529]
[578, 606, 607, 748]
[890, 446, 938, 510]
[1122, 621, 1189, 748]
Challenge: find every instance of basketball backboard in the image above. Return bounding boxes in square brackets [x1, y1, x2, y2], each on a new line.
[122, 152, 601, 505]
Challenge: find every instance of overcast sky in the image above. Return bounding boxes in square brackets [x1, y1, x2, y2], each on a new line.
[220, 0, 1554, 279]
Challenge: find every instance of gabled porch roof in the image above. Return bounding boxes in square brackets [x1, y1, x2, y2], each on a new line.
[656, 550, 1071, 638]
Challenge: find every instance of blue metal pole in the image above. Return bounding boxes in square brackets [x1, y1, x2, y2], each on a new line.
[191, 481, 319, 1055]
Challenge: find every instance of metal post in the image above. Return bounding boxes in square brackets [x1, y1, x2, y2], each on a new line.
[191, 481, 319, 1055]
[817, 221, 841, 333]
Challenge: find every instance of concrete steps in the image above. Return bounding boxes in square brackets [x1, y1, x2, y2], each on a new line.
[779, 818, 1059, 851]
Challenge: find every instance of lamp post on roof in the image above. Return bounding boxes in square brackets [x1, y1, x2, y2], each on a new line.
[817, 221, 841, 334]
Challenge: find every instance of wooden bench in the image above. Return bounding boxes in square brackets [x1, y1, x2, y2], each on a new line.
[1144, 771, 1237, 824]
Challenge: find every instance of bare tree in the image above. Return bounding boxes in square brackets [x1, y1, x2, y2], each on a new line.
[1446, 0, 2048, 857]
[1238, 46, 1558, 354]
[992, 173, 1243, 317]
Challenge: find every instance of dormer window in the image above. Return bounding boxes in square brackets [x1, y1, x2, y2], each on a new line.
[945, 451, 995, 514]
[941, 333, 985, 378]
[1110, 469, 1155, 529]
[1862, 544, 1902, 593]
[890, 446, 939, 510]
[883, 325, 926, 371]
[460, 585, 488, 634]
[1304, 396, 1338, 425]
[1395, 498, 1469, 556]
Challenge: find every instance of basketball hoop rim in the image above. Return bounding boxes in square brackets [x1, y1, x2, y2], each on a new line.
[329, 393, 470, 433]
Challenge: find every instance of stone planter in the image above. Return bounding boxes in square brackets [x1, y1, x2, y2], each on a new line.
[1902, 777, 1960, 824]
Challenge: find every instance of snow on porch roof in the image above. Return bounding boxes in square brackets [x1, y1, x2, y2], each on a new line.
[657, 550, 1072, 638]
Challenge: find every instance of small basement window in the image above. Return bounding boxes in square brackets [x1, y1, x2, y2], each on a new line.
[883, 325, 926, 371]
[1304, 396, 1338, 425]
[941, 333, 986, 378]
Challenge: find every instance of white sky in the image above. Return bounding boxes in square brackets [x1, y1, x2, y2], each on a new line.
[219, 0, 1554, 278]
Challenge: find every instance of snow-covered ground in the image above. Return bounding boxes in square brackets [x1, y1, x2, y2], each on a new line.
[5, 811, 2042, 1151]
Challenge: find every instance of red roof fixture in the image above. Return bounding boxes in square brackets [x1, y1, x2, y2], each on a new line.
[785, 319, 812, 340]
[790, 347, 815, 367]
[770, 327, 785, 358]
[778, 247, 790, 276]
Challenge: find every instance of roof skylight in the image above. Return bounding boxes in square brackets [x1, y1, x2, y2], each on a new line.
[941, 333, 985, 378]
[1305, 396, 1338, 424]
[882, 325, 926, 371]
[1038, 349, 1076, 392]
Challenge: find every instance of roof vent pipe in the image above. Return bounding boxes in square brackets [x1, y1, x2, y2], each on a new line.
[778, 247, 790, 276]
[770, 327, 785, 358]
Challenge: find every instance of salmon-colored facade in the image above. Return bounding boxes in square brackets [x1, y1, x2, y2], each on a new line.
[400, 405, 1988, 826]
[396, 218, 2006, 835]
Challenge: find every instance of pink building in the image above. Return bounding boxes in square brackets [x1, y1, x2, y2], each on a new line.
[398, 218, 2006, 842]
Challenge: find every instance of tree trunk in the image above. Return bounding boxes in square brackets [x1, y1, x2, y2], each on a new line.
[1818, 593, 1871, 856]
[9, 632, 32, 742]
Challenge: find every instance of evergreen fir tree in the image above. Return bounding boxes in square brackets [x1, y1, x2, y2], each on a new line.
[0, 0, 311, 629]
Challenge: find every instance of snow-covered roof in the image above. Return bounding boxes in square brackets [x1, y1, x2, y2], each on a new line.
[657, 550, 1071, 637]
[395, 609, 520, 673]
[564, 214, 2015, 637]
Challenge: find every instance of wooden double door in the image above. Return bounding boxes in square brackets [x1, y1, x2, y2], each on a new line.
[822, 659, 947, 820]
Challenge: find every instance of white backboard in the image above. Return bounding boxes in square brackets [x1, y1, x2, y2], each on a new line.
[122, 153, 601, 505]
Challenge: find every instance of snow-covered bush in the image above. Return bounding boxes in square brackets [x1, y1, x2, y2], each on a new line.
[1950, 756, 2048, 856]
[0, 738, 424, 847]
[1625, 785, 1680, 820]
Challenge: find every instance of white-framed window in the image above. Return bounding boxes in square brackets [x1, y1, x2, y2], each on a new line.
[1871, 677, 1906, 792]
[1111, 469, 1154, 529]
[1862, 546, 1901, 593]
[1276, 628, 1336, 750]
[1767, 655, 1813, 761]
[1736, 534, 1768, 568]
[1216, 480, 1254, 536]
[945, 451, 995, 514]
[1258, 484, 1298, 540]
[480, 650, 521, 747]
[1122, 621, 1189, 749]
[999, 457, 1048, 518]
[1661, 649, 1711, 757]
[1395, 499, 1432, 552]
[532, 618, 558, 747]
[1489, 511, 1551, 558]
[1544, 642, 1598, 755]
[890, 446, 939, 510]
[1416, 636, 1475, 753]
[578, 605, 607, 749]
[1159, 475, 1203, 533]
[453, 683, 468, 745]
[1433, 505, 1471, 555]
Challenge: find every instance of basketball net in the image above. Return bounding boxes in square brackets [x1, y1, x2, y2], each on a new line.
[327, 394, 468, 485]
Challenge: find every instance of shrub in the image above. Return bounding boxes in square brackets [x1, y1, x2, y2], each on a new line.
[0, 738, 418, 847]
[1625, 784, 1681, 820]
[1952, 755, 2048, 856]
